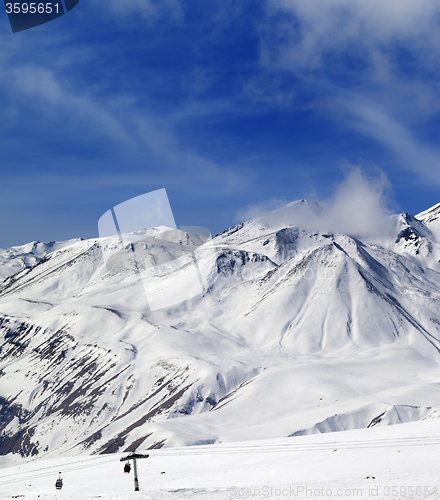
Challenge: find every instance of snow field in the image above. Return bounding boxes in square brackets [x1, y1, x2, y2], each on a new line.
[0, 419, 440, 499]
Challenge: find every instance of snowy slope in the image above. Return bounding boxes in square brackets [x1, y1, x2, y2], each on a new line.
[417, 203, 440, 242]
[1, 418, 440, 499]
[0, 239, 83, 281]
[0, 202, 440, 464]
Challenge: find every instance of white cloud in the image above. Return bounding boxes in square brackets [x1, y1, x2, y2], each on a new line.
[237, 198, 290, 222]
[0, 57, 250, 204]
[318, 166, 393, 238]
[242, 167, 394, 239]
[259, 0, 440, 187]
[266, 0, 440, 71]
[6, 64, 135, 148]
[337, 93, 440, 185]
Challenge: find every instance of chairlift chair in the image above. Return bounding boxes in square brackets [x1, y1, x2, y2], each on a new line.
[55, 472, 63, 490]
[124, 462, 131, 473]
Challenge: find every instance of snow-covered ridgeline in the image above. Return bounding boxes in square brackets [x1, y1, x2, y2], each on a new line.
[0, 201, 439, 464]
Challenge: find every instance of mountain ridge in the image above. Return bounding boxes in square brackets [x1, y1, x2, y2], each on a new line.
[0, 201, 440, 465]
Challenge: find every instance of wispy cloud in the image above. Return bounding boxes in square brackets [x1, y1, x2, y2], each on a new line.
[237, 197, 290, 222]
[241, 167, 395, 240]
[0, 54, 248, 197]
[265, 0, 440, 72]
[317, 166, 394, 238]
[258, 0, 440, 187]
[337, 94, 440, 185]
[0, 31, 253, 246]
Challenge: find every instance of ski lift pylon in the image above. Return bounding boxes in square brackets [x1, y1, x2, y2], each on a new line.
[55, 471, 63, 490]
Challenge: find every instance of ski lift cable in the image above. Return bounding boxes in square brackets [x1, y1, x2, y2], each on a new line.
[0, 454, 115, 480]
[149, 435, 440, 457]
[0, 459, 116, 487]
[172, 438, 440, 454]
[149, 441, 440, 458]
[232, 436, 440, 451]
[1, 432, 439, 486]
[149, 434, 440, 455]
[155, 433, 440, 452]
[0, 457, 116, 486]
[1, 431, 436, 480]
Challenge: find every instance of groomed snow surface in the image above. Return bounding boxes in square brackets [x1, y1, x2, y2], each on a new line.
[0, 418, 440, 499]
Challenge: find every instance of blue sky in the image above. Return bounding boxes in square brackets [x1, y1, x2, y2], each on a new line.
[1, 0, 440, 247]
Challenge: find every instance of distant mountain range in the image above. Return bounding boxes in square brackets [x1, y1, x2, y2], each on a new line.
[1, 200, 440, 463]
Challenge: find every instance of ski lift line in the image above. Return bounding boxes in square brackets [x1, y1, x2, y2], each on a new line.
[0, 433, 438, 486]
[0, 438, 438, 489]
[133, 442, 440, 462]
[150, 436, 440, 457]
[148, 441, 440, 458]
[0, 461, 115, 487]
[0, 455, 115, 480]
[152, 433, 440, 453]
[0, 458, 116, 486]
[157, 437, 440, 452]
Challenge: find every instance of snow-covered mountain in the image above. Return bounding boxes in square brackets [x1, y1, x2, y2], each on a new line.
[0, 239, 83, 281]
[1, 200, 440, 465]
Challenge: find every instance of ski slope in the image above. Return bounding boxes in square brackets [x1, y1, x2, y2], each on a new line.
[0, 418, 440, 499]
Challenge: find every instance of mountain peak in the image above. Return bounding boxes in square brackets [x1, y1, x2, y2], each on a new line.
[416, 202, 440, 221]
[415, 202, 440, 243]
